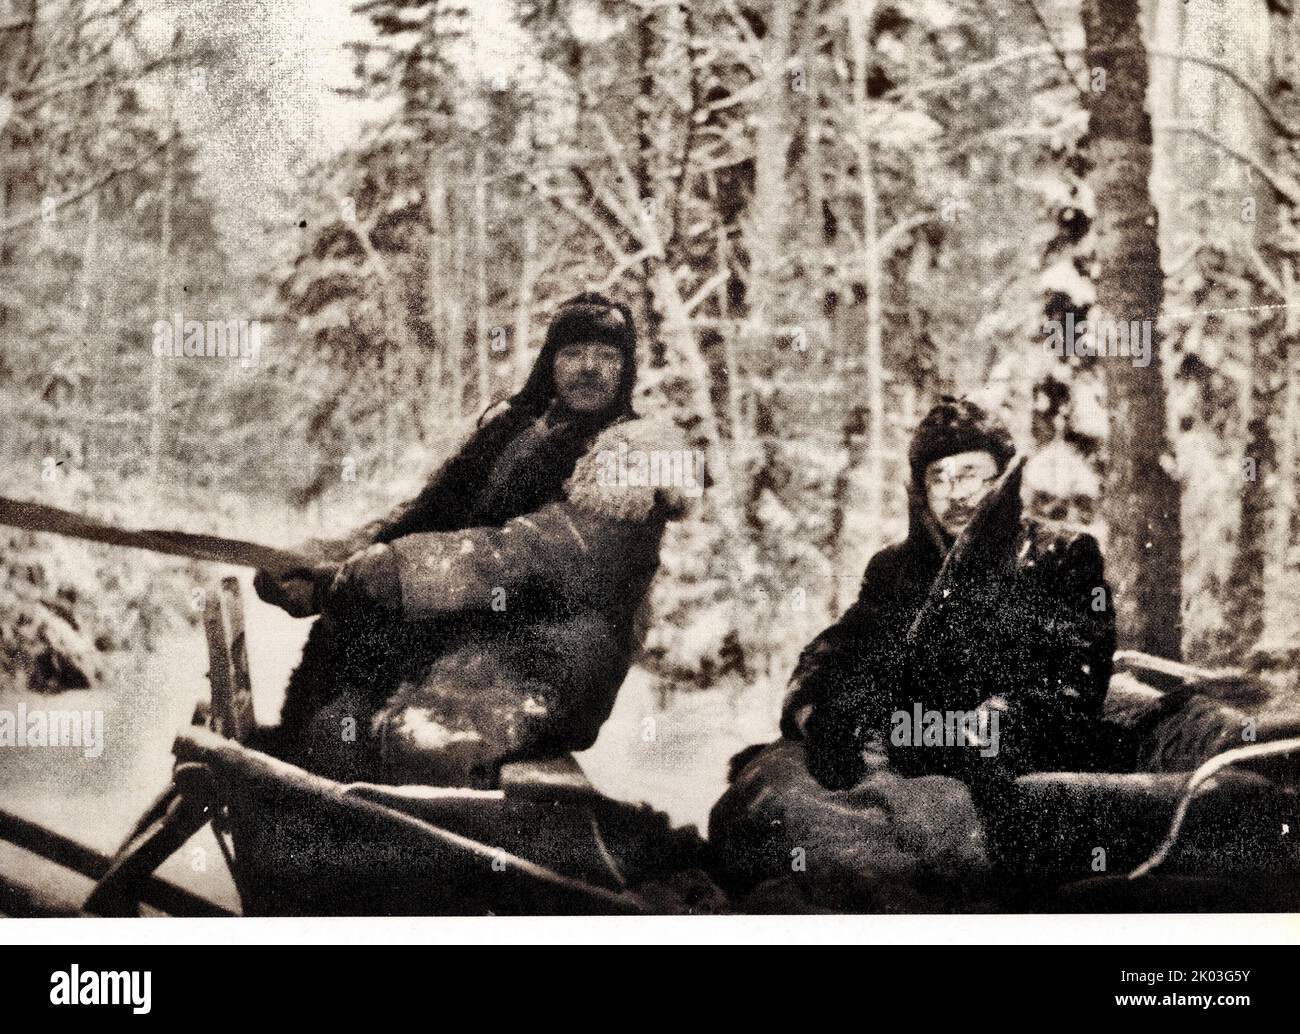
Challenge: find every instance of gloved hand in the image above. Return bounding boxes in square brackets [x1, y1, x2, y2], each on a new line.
[254, 566, 330, 618]
[804, 699, 870, 792]
[329, 543, 402, 611]
[966, 695, 1009, 752]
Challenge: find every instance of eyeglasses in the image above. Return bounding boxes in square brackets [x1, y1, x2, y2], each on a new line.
[924, 469, 997, 500]
[555, 343, 623, 364]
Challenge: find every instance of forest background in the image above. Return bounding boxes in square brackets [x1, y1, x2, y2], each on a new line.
[4, 0, 1300, 841]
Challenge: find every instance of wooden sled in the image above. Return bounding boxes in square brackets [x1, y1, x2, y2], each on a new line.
[75, 577, 656, 917]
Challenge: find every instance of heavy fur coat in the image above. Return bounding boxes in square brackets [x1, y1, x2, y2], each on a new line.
[266, 407, 690, 785]
[786, 478, 1117, 792]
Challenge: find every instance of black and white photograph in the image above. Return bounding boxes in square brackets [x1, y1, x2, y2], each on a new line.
[1, 0, 1300, 931]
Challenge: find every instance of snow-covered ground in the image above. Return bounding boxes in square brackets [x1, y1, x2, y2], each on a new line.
[578, 668, 780, 830]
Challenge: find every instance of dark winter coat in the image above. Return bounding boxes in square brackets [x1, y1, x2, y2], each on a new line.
[785, 479, 1116, 792]
[271, 407, 689, 784]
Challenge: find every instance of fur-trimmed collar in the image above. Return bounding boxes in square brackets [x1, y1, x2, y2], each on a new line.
[564, 414, 700, 522]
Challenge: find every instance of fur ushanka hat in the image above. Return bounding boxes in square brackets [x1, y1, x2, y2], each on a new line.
[907, 396, 1016, 485]
[512, 291, 638, 419]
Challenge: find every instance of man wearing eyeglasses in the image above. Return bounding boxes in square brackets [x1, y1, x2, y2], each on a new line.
[722, 397, 1118, 806]
[782, 396, 1117, 792]
[711, 398, 1300, 909]
[708, 398, 1118, 907]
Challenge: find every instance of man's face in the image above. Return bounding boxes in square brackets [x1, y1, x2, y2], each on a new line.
[553, 340, 624, 414]
[923, 449, 999, 539]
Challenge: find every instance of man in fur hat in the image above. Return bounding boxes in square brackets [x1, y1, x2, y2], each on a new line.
[787, 396, 1116, 792]
[707, 397, 1119, 908]
[711, 398, 1298, 910]
[254, 292, 692, 788]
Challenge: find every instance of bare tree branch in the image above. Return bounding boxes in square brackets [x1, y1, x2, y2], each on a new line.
[0, 131, 175, 234]
[1159, 121, 1300, 207]
[592, 246, 659, 291]
[682, 269, 728, 314]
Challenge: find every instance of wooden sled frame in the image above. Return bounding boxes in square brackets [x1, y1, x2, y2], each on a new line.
[75, 576, 647, 917]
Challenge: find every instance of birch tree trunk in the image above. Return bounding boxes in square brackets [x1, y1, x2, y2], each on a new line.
[847, 0, 886, 559]
[800, 4, 826, 253]
[150, 97, 175, 488]
[635, 7, 662, 359]
[1228, 2, 1299, 650]
[1281, 260, 1300, 600]
[1083, 0, 1183, 659]
[513, 202, 538, 392]
[653, 265, 757, 586]
[747, 0, 792, 333]
[448, 215, 468, 423]
[473, 145, 490, 412]
[426, 153, 448, 434]
[79, 191, 100, 467]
